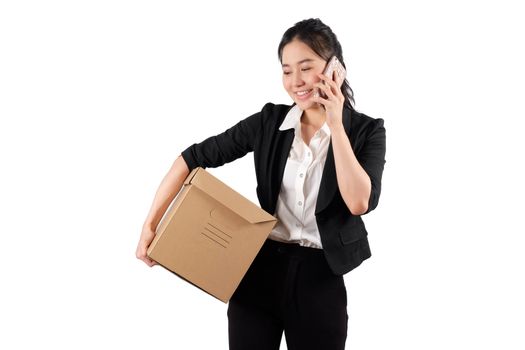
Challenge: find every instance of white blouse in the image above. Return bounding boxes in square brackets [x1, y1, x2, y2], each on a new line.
[269, 104, 331, 249]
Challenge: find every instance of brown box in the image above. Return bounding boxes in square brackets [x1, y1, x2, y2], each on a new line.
[147, 167, 277, 303]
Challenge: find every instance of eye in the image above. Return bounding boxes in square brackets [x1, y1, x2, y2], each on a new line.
[283, 71, 291, 75]
[301, 68, 311, 71]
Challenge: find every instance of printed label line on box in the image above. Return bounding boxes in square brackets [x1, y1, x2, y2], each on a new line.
[203, 226, 230, 244]
[200, 230, 228, 248]
[207, 222, 232, 238]
[200, 222, 232, 248]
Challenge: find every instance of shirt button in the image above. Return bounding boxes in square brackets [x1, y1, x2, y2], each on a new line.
[299, 173, 304, 178]
[298, 201, 303, 206]
[307, 152, 311, 157]
[295, 223, 301, 227]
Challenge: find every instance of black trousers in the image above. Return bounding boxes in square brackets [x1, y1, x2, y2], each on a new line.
[227, 238, 348, 350]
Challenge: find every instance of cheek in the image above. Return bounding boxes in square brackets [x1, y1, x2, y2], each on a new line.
[282, 78, 292, 92]
[309, 72, 322, 84]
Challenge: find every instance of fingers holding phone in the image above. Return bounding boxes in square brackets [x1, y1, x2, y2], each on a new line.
[312, 56, 347, 128]
[313, 56, 347, 100]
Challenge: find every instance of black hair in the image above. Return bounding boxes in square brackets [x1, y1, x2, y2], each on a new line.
[277, 18, 356, 112]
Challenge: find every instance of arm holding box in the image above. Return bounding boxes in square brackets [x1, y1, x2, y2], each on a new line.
[136, 108, 263, 267]
[135, 155, 190, 267]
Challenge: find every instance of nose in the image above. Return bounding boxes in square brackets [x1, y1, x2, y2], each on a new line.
[291, 71, 304, 87]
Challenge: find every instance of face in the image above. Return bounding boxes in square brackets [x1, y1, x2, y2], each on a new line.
[281, 39, 327, 110]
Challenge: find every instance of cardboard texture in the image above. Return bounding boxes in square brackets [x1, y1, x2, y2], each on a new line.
[147, 167, 277, 303]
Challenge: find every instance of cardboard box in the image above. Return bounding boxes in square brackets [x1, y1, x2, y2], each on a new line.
[147, 167, 277, 303]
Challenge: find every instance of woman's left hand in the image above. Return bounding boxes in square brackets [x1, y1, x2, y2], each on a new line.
[312, 72, 345, 131]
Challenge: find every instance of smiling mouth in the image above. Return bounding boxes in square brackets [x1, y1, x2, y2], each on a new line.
[296, 89, 312, 96]
[295, 89, 313, 99]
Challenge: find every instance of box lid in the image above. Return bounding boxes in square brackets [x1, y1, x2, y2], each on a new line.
[184, 167, 277, 225]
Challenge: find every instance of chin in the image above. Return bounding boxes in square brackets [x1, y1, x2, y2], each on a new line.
[295, 100, 316, 110]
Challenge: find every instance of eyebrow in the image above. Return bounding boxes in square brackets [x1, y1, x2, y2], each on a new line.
[281, 58, 314, 68]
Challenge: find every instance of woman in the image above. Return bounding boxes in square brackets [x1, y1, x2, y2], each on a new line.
[136, 18, 386, 350]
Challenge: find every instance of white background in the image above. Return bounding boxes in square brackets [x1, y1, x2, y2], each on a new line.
[1, 0, 524, 349]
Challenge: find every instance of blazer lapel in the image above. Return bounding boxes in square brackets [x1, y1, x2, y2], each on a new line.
[315, 107, 352, 215]
[268, 127, 295, 215]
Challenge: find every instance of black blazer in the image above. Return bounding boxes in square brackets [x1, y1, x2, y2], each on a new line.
[181, 102, 386, 275]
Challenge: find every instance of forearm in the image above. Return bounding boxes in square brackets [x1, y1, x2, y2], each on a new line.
[330, 126, 371, 215]
[142, 155, 190, 232]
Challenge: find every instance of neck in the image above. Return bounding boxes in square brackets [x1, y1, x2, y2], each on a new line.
[301, 104, 326, 128]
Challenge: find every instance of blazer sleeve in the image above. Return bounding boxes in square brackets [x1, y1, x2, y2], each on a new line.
[358, 118, 386, 215]
[180, 108, 264, 171]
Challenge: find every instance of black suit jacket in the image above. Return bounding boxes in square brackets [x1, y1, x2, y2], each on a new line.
[181, 102, 386, 275]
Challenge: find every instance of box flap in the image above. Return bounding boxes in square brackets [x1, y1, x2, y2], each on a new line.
[189, 167, 277, 224]
[184, 167, 201, 185]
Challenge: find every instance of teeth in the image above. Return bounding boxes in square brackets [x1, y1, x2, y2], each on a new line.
[297, 89, 312, 96]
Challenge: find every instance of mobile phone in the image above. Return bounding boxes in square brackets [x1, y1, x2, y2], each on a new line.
[313, 56, 347, 99]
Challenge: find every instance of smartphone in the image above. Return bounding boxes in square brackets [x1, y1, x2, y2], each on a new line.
[313, 56, 347, 99]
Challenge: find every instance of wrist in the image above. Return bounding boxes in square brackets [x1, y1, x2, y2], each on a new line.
[329, 123, 346, 135]
[142, 222, 156, 233]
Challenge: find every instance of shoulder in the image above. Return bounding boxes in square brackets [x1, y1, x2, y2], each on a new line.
[349, 108, 385, 130]
[348, 108, 385, 139]
[260, 102, 294, 117]
[255, 102, 295, 128]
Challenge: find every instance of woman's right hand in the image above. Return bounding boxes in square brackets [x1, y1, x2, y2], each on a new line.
[135, 226, 158, 267]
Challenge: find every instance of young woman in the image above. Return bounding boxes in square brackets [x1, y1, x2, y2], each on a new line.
[136, 18, 386, 350]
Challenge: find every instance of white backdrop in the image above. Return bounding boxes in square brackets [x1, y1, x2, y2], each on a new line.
[1, 0, 524, 349]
